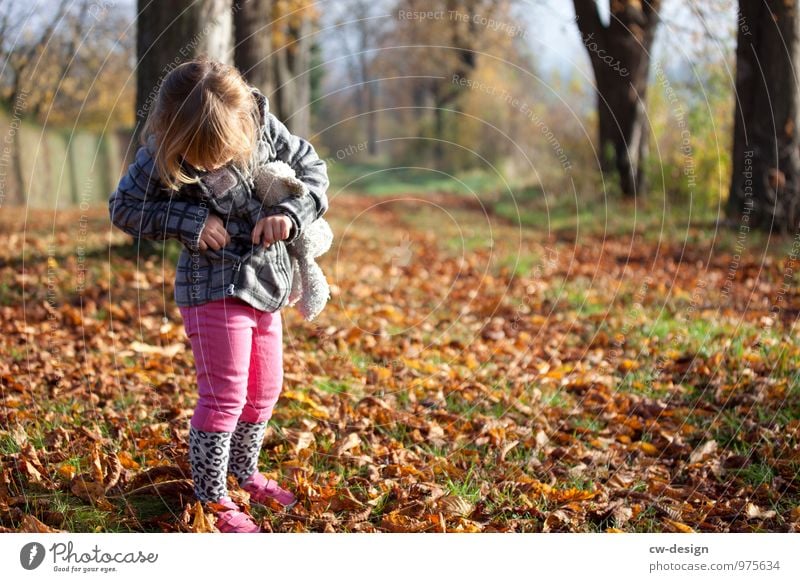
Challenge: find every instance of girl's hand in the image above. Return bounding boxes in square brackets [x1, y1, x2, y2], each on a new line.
[198, 213, 231, 251]
[252, 214, 293, 247]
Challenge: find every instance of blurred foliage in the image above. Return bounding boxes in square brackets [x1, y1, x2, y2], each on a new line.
[0, 0, 135, 130]
[646, 56, 735, 212]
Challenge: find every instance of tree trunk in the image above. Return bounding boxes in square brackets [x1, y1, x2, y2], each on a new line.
[573, 0, 660, 198]
[433, 104, 446, 168]
[727, 1, 800, 233]
[357, 19, 378, 157]
[272, 15, 313, 136]
[134, 0, 232, 253]
[135, 0, 233, 145]
[233, 0, 273, 97]
[366, 79, 378, 155]
[8, 83, 27, 206]
[596, 67, 650, 198]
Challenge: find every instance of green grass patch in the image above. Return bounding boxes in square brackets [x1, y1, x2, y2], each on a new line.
[329, 163, 505, 197]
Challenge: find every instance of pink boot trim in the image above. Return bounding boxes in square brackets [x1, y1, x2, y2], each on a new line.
[209, 496, 261, 533]
[240, 472, 298, 509]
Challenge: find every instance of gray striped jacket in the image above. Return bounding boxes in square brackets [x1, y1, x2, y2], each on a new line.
[108, 87, 330, 312]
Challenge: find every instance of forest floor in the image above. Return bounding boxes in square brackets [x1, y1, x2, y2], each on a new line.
[1, 190, 800, 533]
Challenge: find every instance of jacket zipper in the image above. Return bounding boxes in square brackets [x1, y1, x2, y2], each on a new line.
[222, 163, 257, 297]
[277, 243, 291, 307]
[225, 244, 290, 307]
[226, 247, 255, 296]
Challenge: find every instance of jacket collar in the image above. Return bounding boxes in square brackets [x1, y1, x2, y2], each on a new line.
[250, 86, 270, 128]
[250, 86, 275, 160]
[145, 132, 157, 155]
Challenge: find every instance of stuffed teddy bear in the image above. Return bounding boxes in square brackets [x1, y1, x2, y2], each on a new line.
[185, 159, 333, 321]
[250, 160, 334, 321]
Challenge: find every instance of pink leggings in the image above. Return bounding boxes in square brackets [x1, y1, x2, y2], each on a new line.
[179, 297, 284, 433]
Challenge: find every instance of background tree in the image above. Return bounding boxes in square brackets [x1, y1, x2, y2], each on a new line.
[133, 0, 232, 253]
[269, 0, 320, 136]
[573, 0, 661, 199]
[233, 0, 274, 98]
[0, 1, 134, 130]
[379, 0, 514, 170]
[135, 0, 233, 146]
[326, 0, 393, 157]
[0, 0, 79, 204]
[726, 0, 800, 233]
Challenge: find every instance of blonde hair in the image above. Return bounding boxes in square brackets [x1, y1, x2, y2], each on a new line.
[140, 57, 261, 191]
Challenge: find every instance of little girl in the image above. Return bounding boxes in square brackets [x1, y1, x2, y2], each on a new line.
[109, 57, 329, 533]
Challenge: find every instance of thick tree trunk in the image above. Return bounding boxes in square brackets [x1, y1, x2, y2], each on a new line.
[727, 1, 800, 233]
[272, 16, 312, 136]
[233, 0, 273, 97]
[134, 0, 232, 253]
[596, 65, 650, 198]
[573, 0, 659, 199]
[135, 0, 233, 145]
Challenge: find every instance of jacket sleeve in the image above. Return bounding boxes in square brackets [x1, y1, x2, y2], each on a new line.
[108, 144, 211, 252]
[258, 113, 330, 245]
